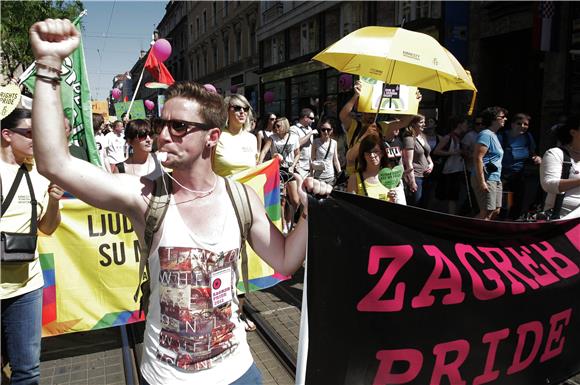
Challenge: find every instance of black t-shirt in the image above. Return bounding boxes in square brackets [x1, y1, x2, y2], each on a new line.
[383, 137, 403, 168]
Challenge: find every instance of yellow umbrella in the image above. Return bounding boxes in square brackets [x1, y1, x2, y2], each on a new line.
[312, 26, 477, 93]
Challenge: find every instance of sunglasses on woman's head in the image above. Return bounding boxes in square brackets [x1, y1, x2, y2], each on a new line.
[151, 118, 212, 137]
[231, 105, 250, 113]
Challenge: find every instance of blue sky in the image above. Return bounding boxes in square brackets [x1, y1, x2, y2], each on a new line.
[81, 1, 168, 100]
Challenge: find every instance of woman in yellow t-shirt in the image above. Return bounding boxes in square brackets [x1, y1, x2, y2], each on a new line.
[347, 134, 395, 202]
[212, 94, 258, 177]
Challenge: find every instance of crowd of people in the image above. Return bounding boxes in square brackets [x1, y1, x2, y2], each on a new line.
[2, 17, 580, 385]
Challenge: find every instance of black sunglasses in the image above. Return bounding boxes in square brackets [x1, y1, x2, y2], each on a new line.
[151, 118, 212, 137]
[9, 128, 32, 138]
[131, 130, 151, 140]
[320, 128, 332, 132]
[231, 105, 250, 113]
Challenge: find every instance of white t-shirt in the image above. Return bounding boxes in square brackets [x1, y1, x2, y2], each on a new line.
[291, 123, 313, 175]
[140, 194, 253, 385]
[270, 133, 300, 169]
[540, 147, 580, 217]
[104, 131, 127, 164]
[311, 138, 337, 180]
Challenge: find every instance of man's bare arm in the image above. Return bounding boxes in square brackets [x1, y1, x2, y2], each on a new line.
[248, 176, 331, 276]
[30, 19, 145, 218]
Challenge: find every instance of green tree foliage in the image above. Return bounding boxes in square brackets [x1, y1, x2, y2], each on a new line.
[1, 0, 84, 80]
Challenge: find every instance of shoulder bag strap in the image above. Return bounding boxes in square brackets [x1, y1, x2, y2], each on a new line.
[359, 172, 369, 196]
[21, 166, 38, 235]
[551, 147, 573, 219]
[1, 164, 26, 215]
[323, 140, 333, 160]
[224, 178, 253, 295]
[134, 172, 172, 304]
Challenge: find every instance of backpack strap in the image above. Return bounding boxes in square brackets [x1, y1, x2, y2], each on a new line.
[133, 172, 172, 315]
[224, 178, 253, 295]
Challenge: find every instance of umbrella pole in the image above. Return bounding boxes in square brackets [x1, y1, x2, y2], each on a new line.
[374, 83, 386, 123]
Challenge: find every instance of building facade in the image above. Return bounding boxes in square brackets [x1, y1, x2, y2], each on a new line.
[131, 1, 576, 151]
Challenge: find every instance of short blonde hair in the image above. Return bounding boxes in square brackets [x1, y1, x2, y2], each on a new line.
[274, 117, 290, 134]
[224, 94, 254, 131]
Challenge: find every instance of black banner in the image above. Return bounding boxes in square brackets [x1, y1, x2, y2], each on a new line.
[306, 192, 580, 385]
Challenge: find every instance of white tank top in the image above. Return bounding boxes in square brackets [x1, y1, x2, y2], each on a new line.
[140, 195, 253, 385]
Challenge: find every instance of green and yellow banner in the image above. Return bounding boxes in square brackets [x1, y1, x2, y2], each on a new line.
[40, 160, 283, 337]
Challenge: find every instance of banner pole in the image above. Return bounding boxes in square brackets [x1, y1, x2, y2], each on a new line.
[120, 325, 139, 385]
[126, 60, 147, 118]
[374, 83, 386, 123]
[463, 160, 473, 210]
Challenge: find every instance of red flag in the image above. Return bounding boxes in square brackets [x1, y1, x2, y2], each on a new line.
[144, 49, 175, 85]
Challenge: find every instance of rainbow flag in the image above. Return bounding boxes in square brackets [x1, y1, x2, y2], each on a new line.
[38, 159, 286, 336]
[231, 157, 289, 292]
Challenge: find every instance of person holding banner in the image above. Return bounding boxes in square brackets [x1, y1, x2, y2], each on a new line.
[540, 115, 580, 218]
[28, 18, 331, 385]
[347, 134, 398, 203]
[1, 107, 63, 385]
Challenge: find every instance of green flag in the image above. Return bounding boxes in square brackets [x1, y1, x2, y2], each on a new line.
[20, 11, 101, 166]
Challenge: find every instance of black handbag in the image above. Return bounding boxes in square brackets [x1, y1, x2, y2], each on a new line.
[1, 164, 38, 262]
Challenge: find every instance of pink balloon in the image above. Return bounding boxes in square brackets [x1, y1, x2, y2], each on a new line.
[144, 100, 155, 111]
[339, 74, 352, 90]
[230, 85, 238, 94]
[111, 88, 121, 99]
[153, 39, 172, 62]
[264, 91, 274, 104]
[203, 84, 217, 93]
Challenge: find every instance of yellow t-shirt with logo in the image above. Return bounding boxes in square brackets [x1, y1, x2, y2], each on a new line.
[213, 129, 258, 177]
[1, 160, 51, 299]
[355, 172, 391, 201]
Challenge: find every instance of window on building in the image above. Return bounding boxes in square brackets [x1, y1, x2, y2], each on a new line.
[249, 22, 257, 55]
[203, 49, 208, 76]
[224, 35, 230, 66]
[235, 29, 242, 62]
[395, 1, 435, 24]
[300, 18, 318, 56]
[263, 39, 272, 67]
[203, 10, 207, 33]
[324, 8, 340, 47]
[213, 44, 218, 70]
[213, 2, 217, 26]
[289, 25, 301, 60]
[340, 2, 362, 37]
[196, 17, 200, 38]
[196, 55, 200, 78]
[272, 33, 285, 65]
[224, 1, 228, 17]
